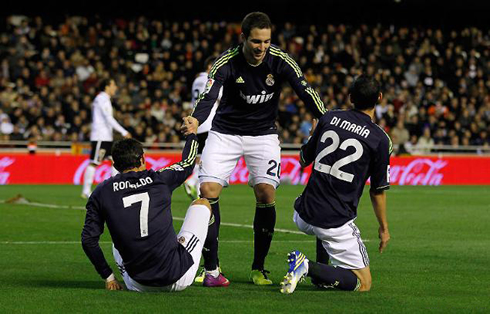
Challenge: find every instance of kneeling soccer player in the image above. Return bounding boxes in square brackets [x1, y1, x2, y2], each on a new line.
[280, 75, 391, 293]
[82, 121, 211, 292]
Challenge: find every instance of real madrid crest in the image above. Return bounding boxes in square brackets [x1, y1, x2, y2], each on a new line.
[265, 74, 275, 86]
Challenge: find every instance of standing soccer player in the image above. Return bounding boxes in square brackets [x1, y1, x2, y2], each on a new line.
[280, 75, 392, 294]
[183, 56, 221, 201]
[81, 128, 212, 292]
[81, 78, 131, 199]
[183, 12, 326, 287]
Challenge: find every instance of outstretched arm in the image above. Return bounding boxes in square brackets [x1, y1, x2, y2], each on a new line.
[277, 48, 327, 118]
[157, 133, 199, 191]
[299, 118, 322, 167]
[369, 190, 390, 253]
[100, 99, 130, 137]
[191, 52, 229, 125]
[81, 196, 121, 289]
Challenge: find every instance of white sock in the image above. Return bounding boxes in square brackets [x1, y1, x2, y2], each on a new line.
[205, 268, 220, 278]
[82, 164, 96, 195]
[111, 165, 119, 177]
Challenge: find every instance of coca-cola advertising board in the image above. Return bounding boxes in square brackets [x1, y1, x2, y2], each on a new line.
[0, 153, 489, 185]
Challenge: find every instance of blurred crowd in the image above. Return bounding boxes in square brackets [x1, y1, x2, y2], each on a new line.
[1, 15, 490, 154]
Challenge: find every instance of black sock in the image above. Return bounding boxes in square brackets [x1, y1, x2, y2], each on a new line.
[252, 202, 276, 270]
[316, 237, 330, 264]
[308, 261, 359, 291]
[203, 197, 220, 270]
[312, 238, 330, 286]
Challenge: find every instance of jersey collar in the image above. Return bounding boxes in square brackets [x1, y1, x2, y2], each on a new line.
[240, 43, 269, 67]
[352, 109, 374, 122]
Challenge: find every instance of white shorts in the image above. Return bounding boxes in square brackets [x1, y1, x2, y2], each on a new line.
[89, 141, 113, 165]
[113, 204, 211, 292]
[199, 131, 281, 188]
[293, 211, 370, 269]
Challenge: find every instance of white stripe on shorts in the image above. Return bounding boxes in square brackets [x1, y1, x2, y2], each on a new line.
[348, 222, 370, 267]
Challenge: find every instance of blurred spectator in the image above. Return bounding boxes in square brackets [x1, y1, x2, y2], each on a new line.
[0, 113, 14, 139]
[404, 134, 419, 155]
[299, 113, 313, 141]
[415, 127, 435, 155]
[390, 119, 410, 155]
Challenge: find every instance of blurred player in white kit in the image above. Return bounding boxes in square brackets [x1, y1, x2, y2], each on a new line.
[81, 78, 131, 199]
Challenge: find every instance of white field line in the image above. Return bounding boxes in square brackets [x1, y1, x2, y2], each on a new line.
[0, 199, 85, 210]
[0, 199, 371, 242]
[0, 199, 305, 235]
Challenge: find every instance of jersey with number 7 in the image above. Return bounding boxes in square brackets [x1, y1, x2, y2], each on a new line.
[296, 109, 392, 229]
[81, 135, 199, 286]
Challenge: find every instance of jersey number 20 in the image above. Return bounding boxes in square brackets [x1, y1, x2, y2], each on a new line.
[314, 130, 363, 183]
[123, 192, 150, 238]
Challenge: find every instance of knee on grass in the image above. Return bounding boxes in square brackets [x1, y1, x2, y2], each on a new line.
[358, 277, 372, 292]
[351, 268, 372, 292]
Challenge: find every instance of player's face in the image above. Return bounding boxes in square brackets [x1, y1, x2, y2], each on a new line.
[243, 27, 271, 64]
[107, 80, 118, 97]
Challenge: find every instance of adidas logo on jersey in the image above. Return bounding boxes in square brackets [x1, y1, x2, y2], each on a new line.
[239, 90, 274, 104]
[236, 76, 245, 83]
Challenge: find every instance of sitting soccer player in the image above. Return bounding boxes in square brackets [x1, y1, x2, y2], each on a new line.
[81, 119, 211, 292]
[280, 75, 392, 293]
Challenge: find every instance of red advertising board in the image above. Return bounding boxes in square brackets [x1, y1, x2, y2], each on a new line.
[0, 153, 489, 185]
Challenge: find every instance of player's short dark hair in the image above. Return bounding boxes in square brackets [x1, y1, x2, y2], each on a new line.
[349, 75, 381, 110]
[112, 138, 144, 172]
[98, 78, 113, 92]
[241, 12, 272, 38]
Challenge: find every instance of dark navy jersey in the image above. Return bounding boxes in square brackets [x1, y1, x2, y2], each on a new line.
[295, 110, 392, 229]
[192, 44, 326, 136]
[82, 134, 198, 286]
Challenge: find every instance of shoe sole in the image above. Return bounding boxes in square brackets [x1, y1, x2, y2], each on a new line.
[280, 273, 296, 294]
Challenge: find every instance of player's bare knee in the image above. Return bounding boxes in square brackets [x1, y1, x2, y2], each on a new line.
[352, 267, 372, 292]
[199, 182, 221, 198]
[253, 183, 275, 204]
[256, 194, 274, 204]
[191, 198, 211, 214]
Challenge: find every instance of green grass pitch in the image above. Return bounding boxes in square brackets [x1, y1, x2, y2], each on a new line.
[1, 184, 489, 313]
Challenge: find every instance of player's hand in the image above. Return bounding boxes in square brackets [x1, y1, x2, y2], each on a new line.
[378, 227, 390, 253]
[124, 133, 132, 139]
[309, 119, 318, 137]
[181, 116, 199, 136]
[105, 278, 124, 291]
